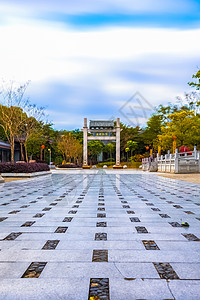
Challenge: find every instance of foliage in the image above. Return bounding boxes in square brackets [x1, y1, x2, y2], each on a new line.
[0, 162, 49, 173]
[97, 161, 115, 167]
[57, 163, 81, 168]
[105, 143, 115, 159]
[0, 80, 46, 162]
[127, 140, 137, 155]
[130, 154, 146, 162]
[142, 114, 163, 145]
[159, 111, 200, 150]
[57, 132, 82, 163]
[88, 140, 104, 156]
[188, 69, 200, 90]
[54, 155, 63, 165]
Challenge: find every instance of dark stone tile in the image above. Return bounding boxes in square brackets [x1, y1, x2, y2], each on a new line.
[97, 213, 106, 218]
[3, 232, 22, 240]
[21, 221, 35, 227]
[142, 240, 160, 250]
[96, 222, 107, 227]
[130, 217, 140, 222]
[153, 262, 179, 279]
[136, 226, 148, 233]
[92, 250, 108, 262]
[42, 240, 60, 250]
[68, 210, 77, 214]
[88, 278, 109, 300]
[159, 214, 170, 218]
[169, 222, 181, 228]
[173, 205, 183, 209]
[95, 233, 107, 241]
[182, 233, 200, 241]
[9, 210, 20, 214]
[33, 213, 45, 218]
[63, 217, 73, 222]
[21, 262, 47, 278]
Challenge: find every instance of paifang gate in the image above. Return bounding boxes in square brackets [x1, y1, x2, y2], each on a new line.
[82, 118, 121, 167]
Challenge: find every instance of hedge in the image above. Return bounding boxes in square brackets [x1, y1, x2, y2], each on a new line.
[57, 164, 81, 168]
[0, 162, 50, 173]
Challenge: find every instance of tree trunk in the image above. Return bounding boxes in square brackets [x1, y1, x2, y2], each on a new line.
[24, 143, 28, 162]
[10, 136, 15, 163]
[40, 148, 43, 160]
[20, 142, 25, 161]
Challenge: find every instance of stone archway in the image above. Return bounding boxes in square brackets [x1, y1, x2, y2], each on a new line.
[82, 118, 121, 167]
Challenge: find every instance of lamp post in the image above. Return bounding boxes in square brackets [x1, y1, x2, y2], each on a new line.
[172, 136, 177, 154]
[48, 148, 51, 165]
[41, 145, 45, 161]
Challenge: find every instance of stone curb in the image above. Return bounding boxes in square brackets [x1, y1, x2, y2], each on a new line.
[1, 171, 52, 178]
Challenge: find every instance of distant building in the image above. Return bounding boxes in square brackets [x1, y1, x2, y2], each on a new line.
[89, 120, 114, 140]
[0, 140, 21, 162]
[89, 120, 115, 162]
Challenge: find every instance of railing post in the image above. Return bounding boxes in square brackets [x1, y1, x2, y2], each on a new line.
[194, 146, 197, 159]
[175, 149, 178, 173]
[175, 149, 178, 158]
[165, 154, 167, 172]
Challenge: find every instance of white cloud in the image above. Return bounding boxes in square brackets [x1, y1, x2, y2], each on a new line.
[0, 18, 200, 83]
[0, 16, 200, 128]
[0, 0, 197, 15]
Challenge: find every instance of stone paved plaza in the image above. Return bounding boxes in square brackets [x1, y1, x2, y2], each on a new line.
[0, 169, 200, 300]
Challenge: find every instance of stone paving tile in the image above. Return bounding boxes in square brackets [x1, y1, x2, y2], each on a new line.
[0, 170, 200, 299]
[109, 278, 173, 299]
[0, 278, 89, 300]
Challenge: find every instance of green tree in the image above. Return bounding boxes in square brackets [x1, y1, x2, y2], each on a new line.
[188, 69, 200, 90]
[127, 140, 138, 157]
[160, 111, 200, 150]
[88, 140, 104, 164]
[105, 143, 115, 160]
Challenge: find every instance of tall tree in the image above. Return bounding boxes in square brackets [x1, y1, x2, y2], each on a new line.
[88, 140, 104, 164]
[0, 80, 32, 162]
[188, 69, 200, 90]
[160, 111, 200, 150]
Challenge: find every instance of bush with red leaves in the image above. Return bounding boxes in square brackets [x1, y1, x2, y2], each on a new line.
[0, 162, 50, 173]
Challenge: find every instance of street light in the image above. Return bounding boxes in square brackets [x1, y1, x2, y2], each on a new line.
[48, 148, 51, 165]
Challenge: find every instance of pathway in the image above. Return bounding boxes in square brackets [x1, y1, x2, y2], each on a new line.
[0, 169, 200, 299]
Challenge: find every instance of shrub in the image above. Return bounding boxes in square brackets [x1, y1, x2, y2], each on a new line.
[97, 162, 115, 168]
[130, 154, 146, 162]
[54, 156, 63, 165]
[104, 158, 115, 162]
[0, 162, 50, 173]
[57, 163, 80, 168]
[35, 159, 48, 164]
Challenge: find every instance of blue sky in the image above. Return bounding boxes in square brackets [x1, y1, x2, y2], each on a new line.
[0, 0, 200, 129]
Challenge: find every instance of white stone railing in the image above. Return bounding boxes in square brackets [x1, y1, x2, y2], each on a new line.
[142, 146, 200, 173]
